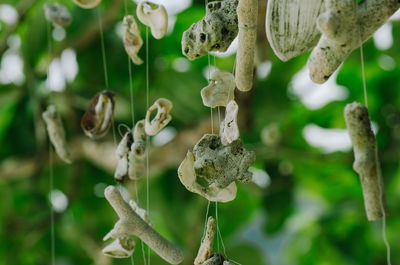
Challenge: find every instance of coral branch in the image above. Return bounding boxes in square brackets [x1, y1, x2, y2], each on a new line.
[308, 0, 400, 84]
[344, 102, 387, 221]
[104, 186, 184, 264]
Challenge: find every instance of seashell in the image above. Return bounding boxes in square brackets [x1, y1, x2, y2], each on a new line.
[136, 1, 168, 39]
[178, 150, 237, 203]
[43, 3, 72, 27]
[72, 0, 102, 9]
[123, 15, 143, 65]
[194, 216, 216, 265]
[220, 100, 239, 146]
[102, 236, 135, 258]
[128, 120, 147, 180]
[202, 253, 225, 265]
[201, 71, 235, 108]
[145, 98, 172, 136]
[114, 132, 133, 183]
[42, 105, 72, 163]
[182, 0, 239, 61]
[129, 199, 152, 226]
[81, 90, 115, 139]
[266, 0, 325, 61]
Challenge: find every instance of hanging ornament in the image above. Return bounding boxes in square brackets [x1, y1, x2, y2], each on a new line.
[220, 100, 239, 146]
[145, 98, 173, 136]
[344, 102, 387, 221]
[102, 236, 135, 258]
[42, 105, 72, 163]
[201, 71, 235, 108]
[43, 3, 72, 27]
[123, 15, 144, 65]
[182, 0, 239, 60]
[72, 0, 101, 9]
[136, 1, 168, 39]
[81, 90, 115, 139]
[194, 216, 216, 265]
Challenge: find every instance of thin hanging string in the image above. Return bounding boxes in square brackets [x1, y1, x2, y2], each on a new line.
[359, 45, 368, 108]
[46, 19, 56, 265]
[145, 25, 151, 265]
[201, 200, 211, 241]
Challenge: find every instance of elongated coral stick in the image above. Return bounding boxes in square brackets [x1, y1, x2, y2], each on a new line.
[344, 102, 387, 221]
[104, 186, 184, 264]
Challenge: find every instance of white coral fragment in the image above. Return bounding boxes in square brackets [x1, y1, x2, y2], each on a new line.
[123, 15, 143, 65]
[145, 98, 173, 136]
[201, 71, 235, 108]
[81, 90, 115, 139]
[136, 1, 168, 39]
[344, 102, 387, 221]
[103, 186, 184, 264]
[72, 0, 101, 9]
[194, 216, 216, 265]
[178, 151, 237, 203]
[44, 3, 72, 27]
[266, 0, 324, 62]
[102, 236, 135, 258]
[42, 105, 71, 163]
[220, 100, 239, 146]
[235, 0, 258, 91]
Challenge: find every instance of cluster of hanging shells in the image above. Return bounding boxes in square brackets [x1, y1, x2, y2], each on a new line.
[40, 0, 400, 264]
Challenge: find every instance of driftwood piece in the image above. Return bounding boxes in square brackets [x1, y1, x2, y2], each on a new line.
[235, 0, 258, 91]
[344, 102, 387, 221]
[194, 216, 216, 265]
[182, 0, 239, 60]
[104, 186, 184, 264]
[136, 1, 168, 39]
[42, 105, 72, 163]
[266, 0, 324, 61]
[308, 0, 400, 83]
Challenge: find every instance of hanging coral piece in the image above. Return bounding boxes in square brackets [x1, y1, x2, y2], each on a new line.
[102, 236, 135, 258]
[178, 151, 237, 202]
[182, 0, 239, 60]
[136, 1, 168, 39]
[128, 120, 147, 180]
[344, 102, 387, 221]
[235, 0, 258, 92]
[43, 3, 72, 27]
[145, 98, 173, 136]
[123, 15, 144, 65]
[265, 0, 324, 62]
[81, 90, 115, 139]
[72, 0, 101, 9]
[42, 105, 72, 163]
[103, 186, 184, 264]
[194, 216, 216, 265]
[308, 0, 400, 84]
[201, 71, 235, 108]
[220, 100, 239, 146]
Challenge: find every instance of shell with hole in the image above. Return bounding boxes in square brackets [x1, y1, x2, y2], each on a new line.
[136, 1, 168, 39]
[145, 98, 173, 136]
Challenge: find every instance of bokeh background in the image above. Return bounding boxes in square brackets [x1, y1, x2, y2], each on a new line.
[0, 0, 400, 264]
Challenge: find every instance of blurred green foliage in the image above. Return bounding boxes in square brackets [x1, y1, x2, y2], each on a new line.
[0, 0, 400, 265]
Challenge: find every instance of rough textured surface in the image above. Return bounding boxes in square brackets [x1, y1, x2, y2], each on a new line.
[266, 0, 324, 61]
[129, 199, 153, 226]
[201, 71, 235, 108]
[344, 102, 387, 221]
[102, 236, 135, 258]
[42, 105, 71, 163]
[220, 100, 239, 146]
[137, 1, 168, 39]
[182, 0, 239, 61]
[193, 134, 255, 189]
[72, 0, 101, 9]
[128, 120, 147, 180]
[308, 0, 400, 84]
[81, 90, 115, 139]
[202, 253, 225, 265]
[194, 216, 216, 265]
[104, 186, 184, 264]
[145, 98, 173, 136]
[123, 15, 144, 65]
[44, 3, 72, 27]
[235, 0, 258, 91]
[178, 151, 237, 202]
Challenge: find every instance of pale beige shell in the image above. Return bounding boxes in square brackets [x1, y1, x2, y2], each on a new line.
[102, 237, 135, 258]
[177, 151, 237, 202]
[136, 1, 168, 39]
[123, 15, 143, 65]
[72, 0, 102, 9]
[266, 0, 325, 61]
[145, 98, 173, 136]
[201, 71, 235, 108]
[220, 100, 239, 146]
